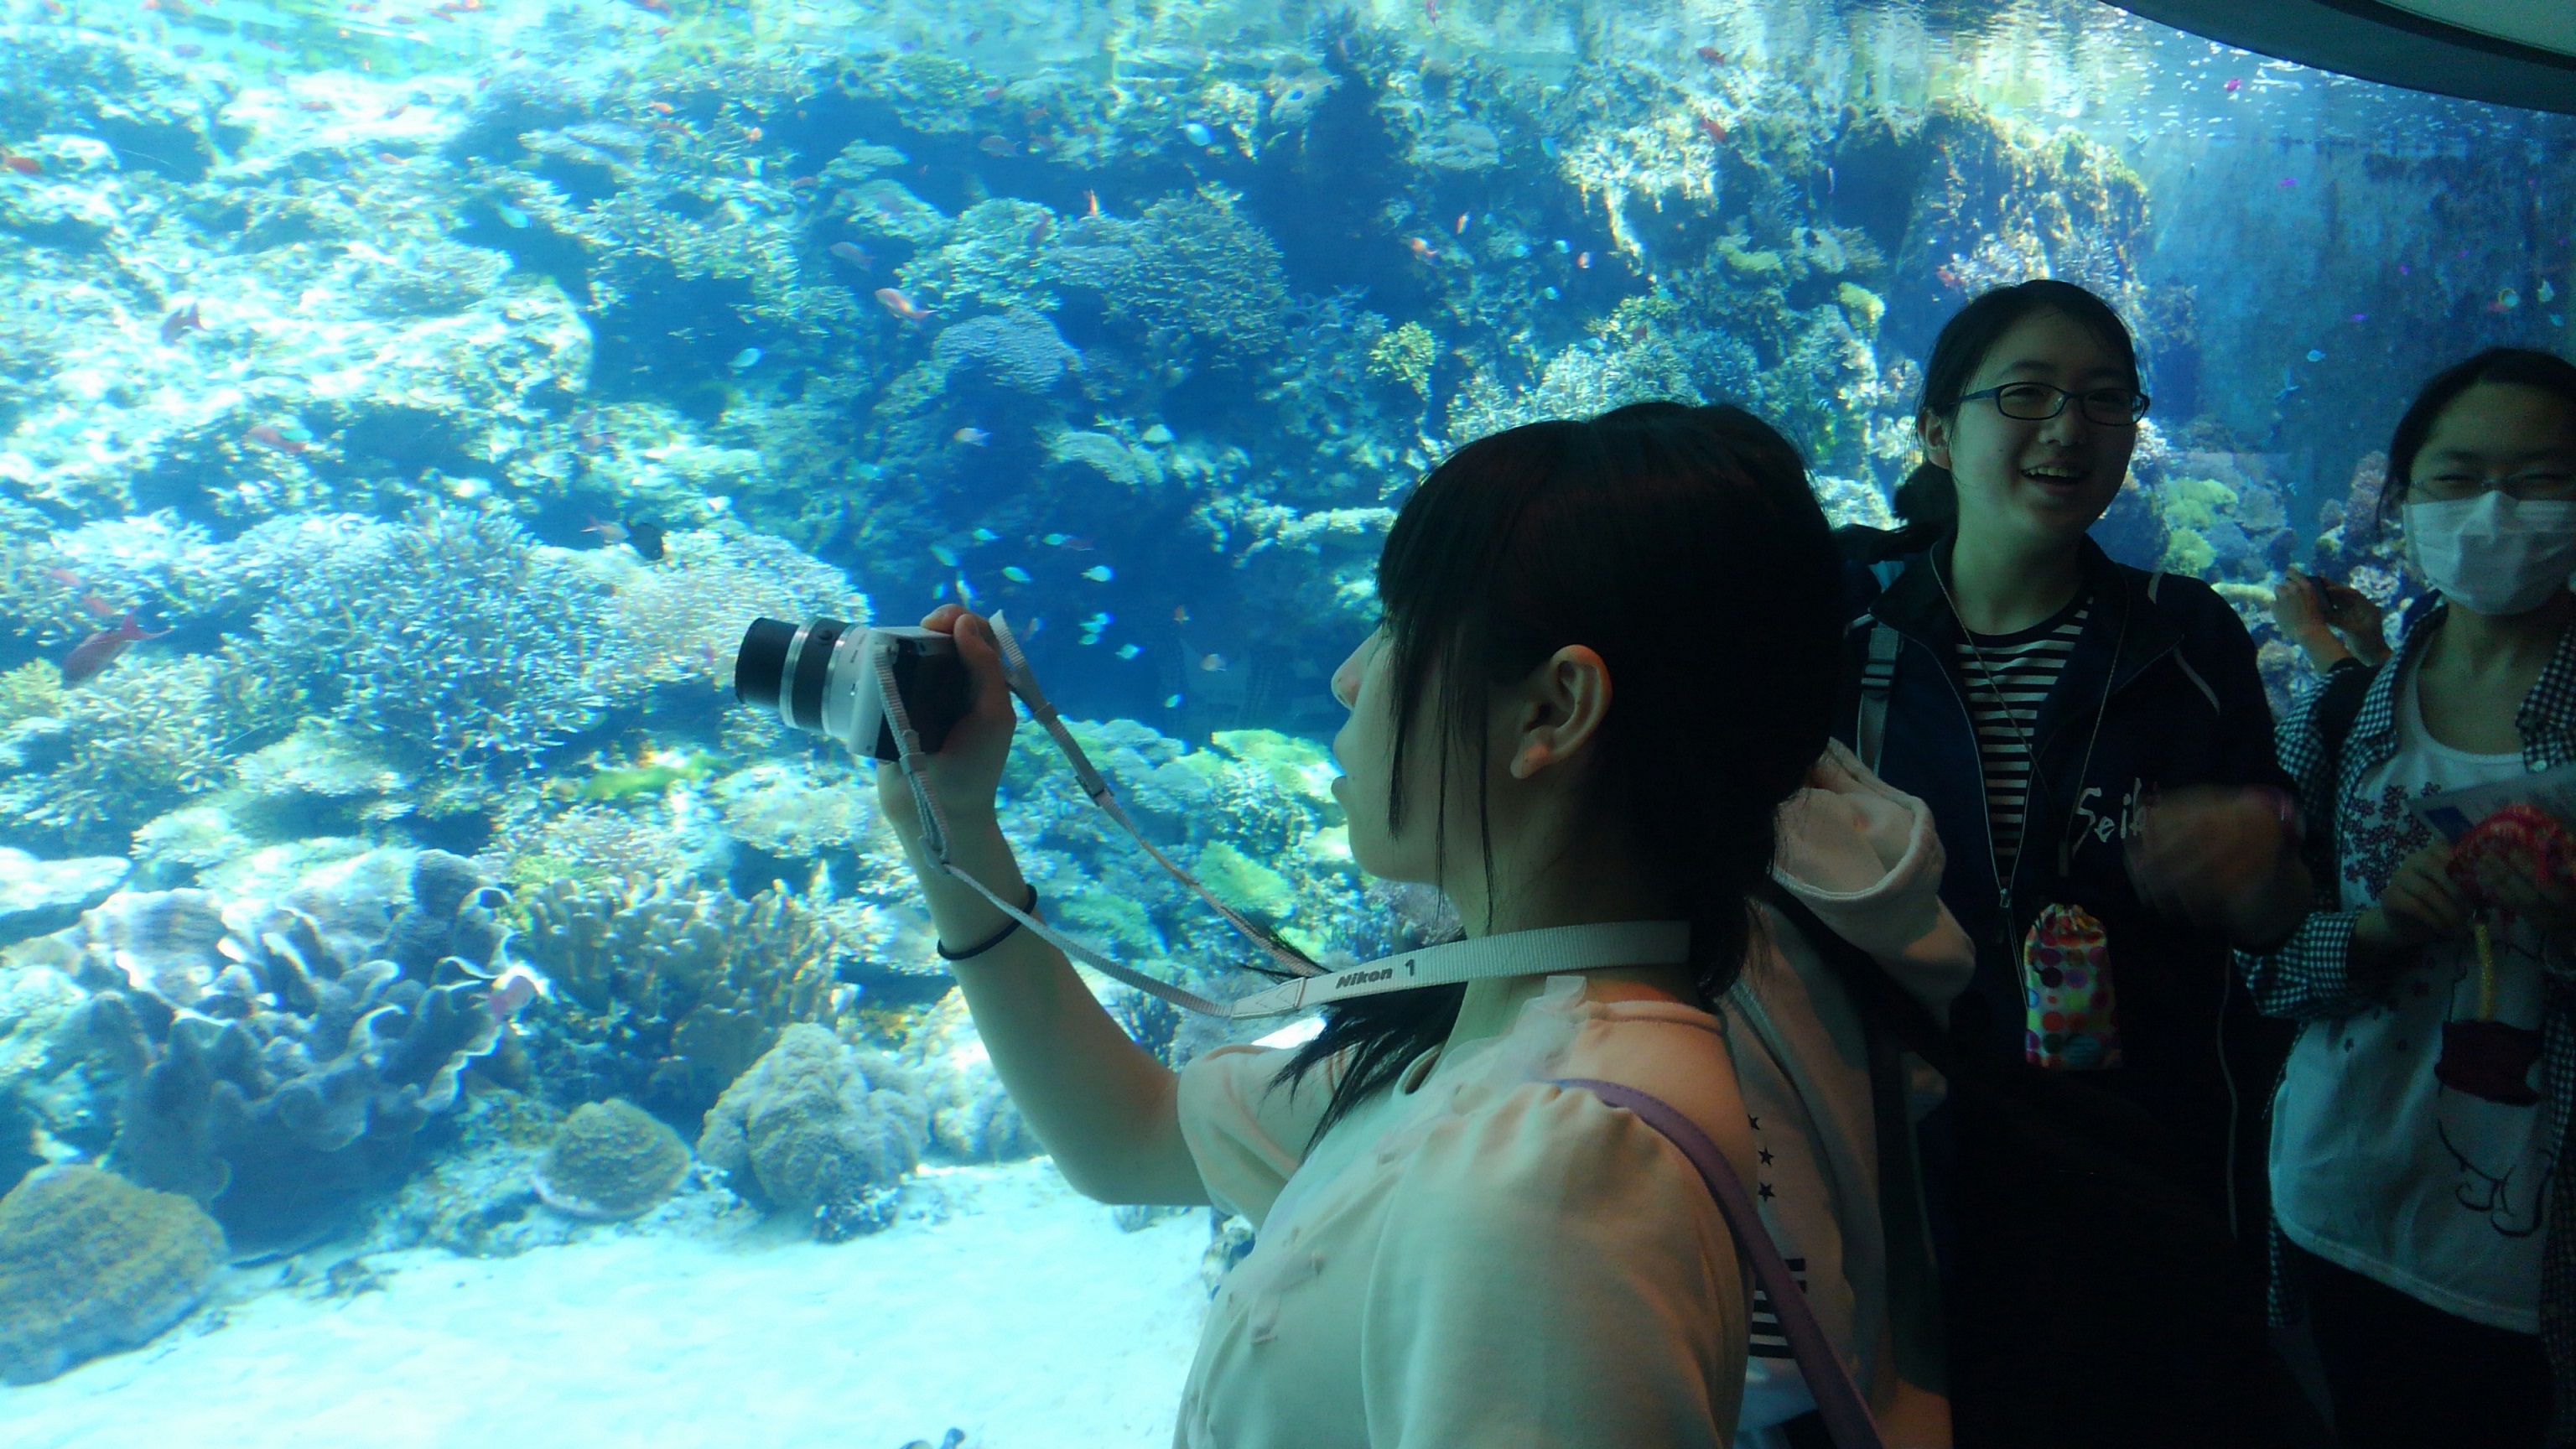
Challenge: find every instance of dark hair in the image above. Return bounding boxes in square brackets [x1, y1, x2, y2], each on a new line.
[2376, 347, 2576, 523]
[1841, 279, 2142, 564]
[1276, 402, 1841, 1140]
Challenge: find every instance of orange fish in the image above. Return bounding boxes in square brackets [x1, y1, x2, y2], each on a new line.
[0, 153, 39, 177]
[1696, 46, 1725, 64]
[953, 428, 990, 447]
[1700, 117, 1727, 143]
[61, 614, 169, 686]
[647, 100, 676, 115]
[874, 288, 933, 323]
[581, 517, 629, 546]
[1576, 251, 1592, 269]
[1407, 236, 1438, 262]
[1172, 605, 1191, 623]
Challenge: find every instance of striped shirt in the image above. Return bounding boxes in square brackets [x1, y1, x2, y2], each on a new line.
[1953, 602, 2090, 875]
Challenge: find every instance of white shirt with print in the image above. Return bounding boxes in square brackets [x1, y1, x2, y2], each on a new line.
[2271, 655, 2556, 1332]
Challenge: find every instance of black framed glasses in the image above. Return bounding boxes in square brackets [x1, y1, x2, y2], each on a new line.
[2408, 468, 2576, 502]
[1959, 382, 2151, 426]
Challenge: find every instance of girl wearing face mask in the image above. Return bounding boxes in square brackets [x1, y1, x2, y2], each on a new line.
[1836, 280, 2317, 1448]
[877, 404, 1966, 1448]
[2243, 348, 2576, 1449]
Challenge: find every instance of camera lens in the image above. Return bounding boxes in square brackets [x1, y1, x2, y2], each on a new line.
[734, 616, 856, 733]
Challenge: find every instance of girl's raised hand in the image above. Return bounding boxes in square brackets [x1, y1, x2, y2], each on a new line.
[874, 605, 1022, 844]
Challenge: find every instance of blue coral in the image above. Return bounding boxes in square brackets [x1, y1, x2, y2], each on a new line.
[253, 505, 606, 780]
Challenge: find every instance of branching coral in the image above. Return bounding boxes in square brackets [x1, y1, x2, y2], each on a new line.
[504, 875, 852, 1122]
[254, 505, 607, 782]
[1045, 186, 1290, 375]
[592, 526, 865, 699]
[930, 308, 1083, 394]
[0, 644, 301, 850]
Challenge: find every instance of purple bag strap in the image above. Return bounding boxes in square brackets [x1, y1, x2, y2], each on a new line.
[1553, 1077, 1887, 1449]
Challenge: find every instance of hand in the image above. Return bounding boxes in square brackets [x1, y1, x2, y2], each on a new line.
[2352, 839, 2474, 980]
[2272, 568, 2391, 671]
[2463, 839, 2576, 943]
[872, 605, 1021, 850]
[2268, 569, 2341, 662]
[2127, 785, 2308, 942]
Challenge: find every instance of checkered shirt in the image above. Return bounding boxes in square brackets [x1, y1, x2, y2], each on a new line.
[2239, 603, 2576, 1444]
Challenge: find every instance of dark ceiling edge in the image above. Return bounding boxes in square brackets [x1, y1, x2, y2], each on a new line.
[2106, 0, 2576, 115]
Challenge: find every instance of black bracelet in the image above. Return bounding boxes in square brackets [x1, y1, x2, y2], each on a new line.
[937, 886, 1041, 962]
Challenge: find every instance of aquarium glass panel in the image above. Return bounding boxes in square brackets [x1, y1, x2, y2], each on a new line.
[0, 0, 2567, 1441]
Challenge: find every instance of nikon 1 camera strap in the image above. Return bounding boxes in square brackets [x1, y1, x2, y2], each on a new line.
[871, 616, 1690, 1021]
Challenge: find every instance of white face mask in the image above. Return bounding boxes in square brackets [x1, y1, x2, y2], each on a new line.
[2405, 491, 2576, 616]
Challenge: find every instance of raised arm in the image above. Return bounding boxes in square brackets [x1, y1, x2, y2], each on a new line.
[876, 605, 1208, 1207]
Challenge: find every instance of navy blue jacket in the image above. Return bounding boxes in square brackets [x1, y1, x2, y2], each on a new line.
[1836, 536, 2296, 1215]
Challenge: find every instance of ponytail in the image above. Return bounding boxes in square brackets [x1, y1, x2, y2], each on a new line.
[1838, 461, 1957, 564]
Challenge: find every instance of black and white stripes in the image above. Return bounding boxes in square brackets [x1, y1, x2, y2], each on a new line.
[1955, 605, 2090, 875]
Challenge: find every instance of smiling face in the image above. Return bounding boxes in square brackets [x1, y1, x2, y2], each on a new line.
[1921, 309, 2139, 553]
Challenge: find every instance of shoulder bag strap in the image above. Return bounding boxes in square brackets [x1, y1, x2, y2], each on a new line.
[1855, 622, 1904, 776]
[1551, 1076, 1888, 1449]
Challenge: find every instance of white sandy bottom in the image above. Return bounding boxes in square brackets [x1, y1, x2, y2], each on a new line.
[1, 1161, 1209, 1449]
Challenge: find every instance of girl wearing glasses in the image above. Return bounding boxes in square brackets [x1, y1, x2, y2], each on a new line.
[2244, 348, 2576, 1448]
[1836, 280, 2315, 1446]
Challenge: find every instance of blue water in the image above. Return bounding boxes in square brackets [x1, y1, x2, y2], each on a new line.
[0, 0, 2568, 1437]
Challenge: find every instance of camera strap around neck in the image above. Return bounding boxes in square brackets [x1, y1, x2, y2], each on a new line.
[874, 616, 1689, 1020]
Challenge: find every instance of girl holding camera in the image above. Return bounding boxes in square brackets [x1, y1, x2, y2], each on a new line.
[879, 402, 1961, 1447]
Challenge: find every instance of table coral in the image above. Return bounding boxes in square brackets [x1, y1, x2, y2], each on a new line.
[0, 1165, 225, 1384]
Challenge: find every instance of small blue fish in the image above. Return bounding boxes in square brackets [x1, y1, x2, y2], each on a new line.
[729, 347, 763, 371]
[1116, 643, 1142, 660]
[1042, 532, 1070, 546]
[1082, 612, 1112, 631]
[1083, 564, 1114, 582]
[2305, 349, 2325, 362]
[1182, 122, 1214, 147]
[1554, 239, 1571, 253]
[972, 527, 1000, 542]
[1163, 693, 1182, 709]
[931, 543, 959, 567]
[1002, 566, 1032, 583]
[954, 574, 978, 605]
[496, 203, 531, 229]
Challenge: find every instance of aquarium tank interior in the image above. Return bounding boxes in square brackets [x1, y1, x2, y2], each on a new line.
[0, 0, 2568, 1441]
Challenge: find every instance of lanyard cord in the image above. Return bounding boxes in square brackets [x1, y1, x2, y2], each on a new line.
[1932, 558, 2126, 930]
[871, 621, 1691, 1020]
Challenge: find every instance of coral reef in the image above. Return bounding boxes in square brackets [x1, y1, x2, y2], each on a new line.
[532, 1098, 691, 1220]
[901, 993, 1037, 1164]
[0, 1165, 226, 1384]
[0, 853, 517, 1254]
[696, 1024, 925, 1240]
[253, 506, 607, 787]
[503, 874, 853, 1120]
